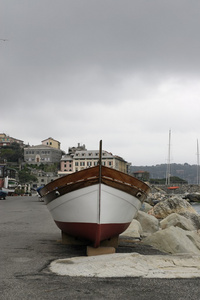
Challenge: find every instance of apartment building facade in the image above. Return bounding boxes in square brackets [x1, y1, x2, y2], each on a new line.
[59, 144, 130, 176]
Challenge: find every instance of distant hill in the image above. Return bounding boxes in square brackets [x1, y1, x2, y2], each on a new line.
[130, 163, 199, 184]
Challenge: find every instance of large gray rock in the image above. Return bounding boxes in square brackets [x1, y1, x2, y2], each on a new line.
[140, 202, 153, 213]
[136, 211, 159, 235]
[179, 211, 200, 230]
[148, 197, 197, 219]
[160, 213, 196, 231]
[142, 226, 200, 255]
[146, 192, 166, 205]
[121, 219, 143, 238]
[183, 193, 200, 202]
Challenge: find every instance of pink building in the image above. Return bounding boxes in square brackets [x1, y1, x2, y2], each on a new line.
[60, 155, 73, 173]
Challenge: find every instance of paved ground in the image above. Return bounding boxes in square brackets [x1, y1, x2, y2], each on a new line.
[1, 196, 200, 299]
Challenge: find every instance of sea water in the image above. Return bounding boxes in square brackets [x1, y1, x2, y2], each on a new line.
[191, 203, 200, 214]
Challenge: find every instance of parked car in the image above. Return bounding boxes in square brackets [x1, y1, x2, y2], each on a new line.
[0, 190, 7, 200]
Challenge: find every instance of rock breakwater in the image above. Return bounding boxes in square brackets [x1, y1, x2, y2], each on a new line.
[122, 186, 200, 255]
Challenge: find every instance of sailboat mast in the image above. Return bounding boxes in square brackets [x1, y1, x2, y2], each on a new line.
[166, 130, 171, 185]
[197, 139, 199, 185]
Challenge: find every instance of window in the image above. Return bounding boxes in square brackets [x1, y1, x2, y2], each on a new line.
[75, 162, 79, 166]
[80, 162, 85, 166]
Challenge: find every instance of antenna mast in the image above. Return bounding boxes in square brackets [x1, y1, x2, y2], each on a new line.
[166, 130, 171, 185]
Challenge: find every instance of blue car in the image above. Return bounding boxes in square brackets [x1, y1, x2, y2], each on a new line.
[0, 191, 7, 200]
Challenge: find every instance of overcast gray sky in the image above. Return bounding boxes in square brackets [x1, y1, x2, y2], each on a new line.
[1, 1, 200, 165]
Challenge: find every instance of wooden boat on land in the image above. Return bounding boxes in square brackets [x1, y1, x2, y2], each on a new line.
[40, 141, 150, 248]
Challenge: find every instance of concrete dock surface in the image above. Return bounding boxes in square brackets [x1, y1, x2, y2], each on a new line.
[1, 196, 200, 299]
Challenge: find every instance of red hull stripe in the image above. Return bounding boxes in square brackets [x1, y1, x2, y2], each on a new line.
[55, 221, 130, 247]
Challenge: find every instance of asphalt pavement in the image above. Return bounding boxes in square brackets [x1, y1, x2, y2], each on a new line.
[1, 195, 200, 300]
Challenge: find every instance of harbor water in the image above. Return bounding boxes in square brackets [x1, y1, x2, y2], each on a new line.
[192, 203, 200, 214]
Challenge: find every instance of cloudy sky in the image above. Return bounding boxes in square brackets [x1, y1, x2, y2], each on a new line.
[1, 1, 200, 166]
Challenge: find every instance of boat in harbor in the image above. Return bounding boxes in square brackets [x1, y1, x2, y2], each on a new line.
[39, 141, 150, 248]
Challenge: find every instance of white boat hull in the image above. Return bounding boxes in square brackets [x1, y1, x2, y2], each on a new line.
[46, 183, 142, 247]
[40, 163, 150, 247]
[48, 183, 141, 224]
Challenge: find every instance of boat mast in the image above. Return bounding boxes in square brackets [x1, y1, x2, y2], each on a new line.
[197, 139, 199, 185]
[165, 130, 171, 185]
[98, 140, 102, 181]
[98, 140, 102, 224]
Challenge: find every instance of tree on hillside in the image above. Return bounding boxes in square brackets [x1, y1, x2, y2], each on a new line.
[150, 176, 188, 185]
[18, 169, 38, 184]
[0, 142, 24, 162]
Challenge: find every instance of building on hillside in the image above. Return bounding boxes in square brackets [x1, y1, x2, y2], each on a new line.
[0, 133, 24, 147]
[132, 170, 150, 182]
[58, 143, 131, 176]
[30, 170, 58, 190]
[68, 143, 86, 154]
[24, 144, 62, 165]
[59, 154, 73, 175]
[41, 137, 61, 149]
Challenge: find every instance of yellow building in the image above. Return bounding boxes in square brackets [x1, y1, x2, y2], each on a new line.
[41, 137, 61, 149]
